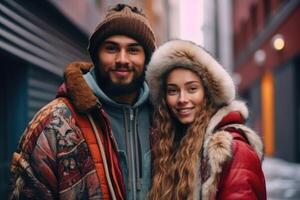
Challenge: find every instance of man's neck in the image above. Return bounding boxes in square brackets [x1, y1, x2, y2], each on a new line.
[109, 92, 139, 105]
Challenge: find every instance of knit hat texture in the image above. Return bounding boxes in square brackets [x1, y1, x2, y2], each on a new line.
[88, 4, 156, 65]
[146, 39, 236, 106]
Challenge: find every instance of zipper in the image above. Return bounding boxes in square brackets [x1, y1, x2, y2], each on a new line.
[130, 109, 134, 121]
[129, 108, 137, 200]
[134, 108, 141, 191]
[123, 108, 131, 191]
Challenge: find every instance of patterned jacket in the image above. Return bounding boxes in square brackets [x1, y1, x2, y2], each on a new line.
[10, 62, 125, 199]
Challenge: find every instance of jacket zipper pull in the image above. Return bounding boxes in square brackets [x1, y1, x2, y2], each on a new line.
[130, 109, 134, 121]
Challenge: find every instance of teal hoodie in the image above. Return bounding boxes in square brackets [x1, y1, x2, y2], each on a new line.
[84, 68, 151, 200]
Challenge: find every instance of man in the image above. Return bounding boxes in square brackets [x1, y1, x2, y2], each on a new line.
[10, 3, 155, 200]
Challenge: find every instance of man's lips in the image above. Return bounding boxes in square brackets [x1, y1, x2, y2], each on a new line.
[112, 69, 133, 72]
[111, 69, 132, 78]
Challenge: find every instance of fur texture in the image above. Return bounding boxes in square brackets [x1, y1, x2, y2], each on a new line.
[199, 101, 263, 199]
[202, 131, 233, 200]
[200, 127, 263, 199]
[206, 100, 249, 134]
[220, 124, 264, 160]
[205, 100, 263, 160]
[146, 40, 236, 106]
[64, 61, 98, 113]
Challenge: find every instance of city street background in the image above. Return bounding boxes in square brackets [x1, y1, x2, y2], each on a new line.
[263, 157, 300, 199]
[1, 0, 300, 198]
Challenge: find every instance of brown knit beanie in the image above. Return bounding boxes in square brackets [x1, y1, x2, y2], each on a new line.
[88, 3, 156, 65]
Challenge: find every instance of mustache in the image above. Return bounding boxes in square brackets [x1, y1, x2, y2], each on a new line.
[111, 64, 135, 71]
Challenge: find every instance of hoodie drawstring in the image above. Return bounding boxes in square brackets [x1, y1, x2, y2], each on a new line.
[87, 114, 117, 200]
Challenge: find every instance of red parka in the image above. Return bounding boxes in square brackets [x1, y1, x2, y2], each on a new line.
[199, 101, 266, 200]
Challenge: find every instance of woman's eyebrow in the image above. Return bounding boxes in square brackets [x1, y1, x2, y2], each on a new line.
[185, 81, 201, 85]
[167, 81, 201, 86]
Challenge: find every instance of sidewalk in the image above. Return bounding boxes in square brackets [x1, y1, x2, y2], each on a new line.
[262, 157, 300, 200]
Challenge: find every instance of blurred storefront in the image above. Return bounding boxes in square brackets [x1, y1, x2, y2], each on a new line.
[232, 0, 300, 162]
[0, 0, 91, 196]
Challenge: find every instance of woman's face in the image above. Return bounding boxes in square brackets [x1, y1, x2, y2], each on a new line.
[166, 68, 205, 125]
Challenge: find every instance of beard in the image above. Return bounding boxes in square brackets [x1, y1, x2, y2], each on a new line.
[96, 69, 145, 96]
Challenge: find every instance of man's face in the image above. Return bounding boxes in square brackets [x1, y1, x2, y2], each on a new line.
[97, 35, 146, 94]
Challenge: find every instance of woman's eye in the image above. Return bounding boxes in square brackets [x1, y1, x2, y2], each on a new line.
[167, 88, 178, 95]
[188, 87, 198, 93]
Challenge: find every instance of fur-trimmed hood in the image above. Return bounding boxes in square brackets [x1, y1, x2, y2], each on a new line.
[146, 39, 236, 106]
[57, 61, 98, 113]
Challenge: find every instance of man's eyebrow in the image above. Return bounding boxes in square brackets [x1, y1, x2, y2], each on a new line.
[128, 43, 143, 47]
[102, 41, 142, 47]
[102, 41, 117, 45]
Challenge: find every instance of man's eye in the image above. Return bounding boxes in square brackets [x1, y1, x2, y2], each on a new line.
[128, 47, 140, 54]
[105, 45, 118, 52]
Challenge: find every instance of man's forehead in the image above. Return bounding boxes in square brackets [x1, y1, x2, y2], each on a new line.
[103, 35, 141, 46]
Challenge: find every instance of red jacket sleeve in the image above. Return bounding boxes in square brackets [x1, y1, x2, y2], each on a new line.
[217, 132, 267, 200]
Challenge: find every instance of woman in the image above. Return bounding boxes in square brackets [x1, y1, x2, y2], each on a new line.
[146, 40, 266, 199]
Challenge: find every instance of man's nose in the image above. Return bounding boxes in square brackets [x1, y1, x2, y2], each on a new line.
[116, 49, 129, 65]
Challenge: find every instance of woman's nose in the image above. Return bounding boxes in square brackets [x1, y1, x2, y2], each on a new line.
[178, 91, 188, 104]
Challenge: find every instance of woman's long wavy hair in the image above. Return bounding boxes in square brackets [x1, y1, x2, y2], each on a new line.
[147, 78, 216, 200]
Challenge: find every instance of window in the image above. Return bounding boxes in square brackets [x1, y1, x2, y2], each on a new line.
[250, 4, 258, 34]
[263, 0, 271, 23]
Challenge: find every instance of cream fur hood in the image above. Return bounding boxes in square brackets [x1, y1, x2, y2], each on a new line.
[146, 39, 236, 106]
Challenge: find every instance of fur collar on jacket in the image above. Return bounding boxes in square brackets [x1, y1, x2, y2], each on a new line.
[60, 61, 98, 113]
[205, 100, 263, 160]
[198, 100, 263, 199]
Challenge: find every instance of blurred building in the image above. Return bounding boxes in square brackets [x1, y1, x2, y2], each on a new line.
[167, 0, 234, 74]
[232, 0, 300, 162]
[0, 0, 91, 196]
[201, 0, 234, 73]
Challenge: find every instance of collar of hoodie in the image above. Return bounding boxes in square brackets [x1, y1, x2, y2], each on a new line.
[83, 68, 149, 111]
